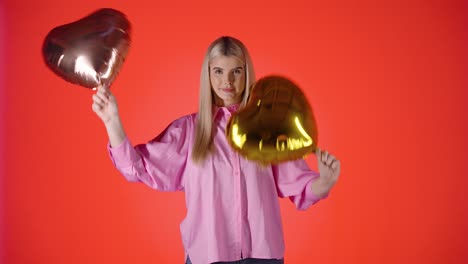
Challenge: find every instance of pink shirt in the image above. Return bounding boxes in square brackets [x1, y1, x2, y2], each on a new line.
[107, 104, 325, 264]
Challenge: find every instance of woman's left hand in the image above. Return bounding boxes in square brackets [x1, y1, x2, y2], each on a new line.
[311, 148, 341, 198]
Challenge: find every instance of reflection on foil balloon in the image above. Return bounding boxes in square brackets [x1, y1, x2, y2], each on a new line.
[42, 8, 131, 89]
[226, 75, 318, 164]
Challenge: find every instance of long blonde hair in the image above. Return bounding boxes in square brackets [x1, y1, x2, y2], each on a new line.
[191, 36, 256, 163]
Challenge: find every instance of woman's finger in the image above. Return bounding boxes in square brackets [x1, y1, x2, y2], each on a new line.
[95, 91, 110, 104]
[92, 94, 106, 105]
[321, 151, 329, 163]
[326, 154, 336, 166]
[98, 86, 110, 97]
[91, 102, 102, 112]
[96, 87, 108, 97]
[331, 159, 340, 170]
[98, 85, 112, 97]
[315, 148, 321, 158]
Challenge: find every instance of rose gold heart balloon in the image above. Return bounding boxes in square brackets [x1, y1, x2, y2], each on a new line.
[42, 8, 131, 89]
[226, 75, 318, 164]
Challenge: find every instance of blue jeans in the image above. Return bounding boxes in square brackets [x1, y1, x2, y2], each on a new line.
[185, 256, 284, 264]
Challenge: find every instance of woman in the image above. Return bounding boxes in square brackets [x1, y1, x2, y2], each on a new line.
[92, 36, 340, 264]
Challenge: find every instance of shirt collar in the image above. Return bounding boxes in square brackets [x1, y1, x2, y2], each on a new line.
[213, 103, 240, 121]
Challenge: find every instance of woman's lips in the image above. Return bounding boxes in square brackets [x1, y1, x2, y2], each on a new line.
[221, 87, 234, 92]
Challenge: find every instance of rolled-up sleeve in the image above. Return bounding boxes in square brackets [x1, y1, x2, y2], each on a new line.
[272, 159, 327, 210]
[107, 116, 192, 192]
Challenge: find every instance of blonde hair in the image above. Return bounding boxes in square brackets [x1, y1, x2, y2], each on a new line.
[191, 36, 256, 163]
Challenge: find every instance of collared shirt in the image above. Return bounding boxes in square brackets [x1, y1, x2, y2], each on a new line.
[107, 104, 324, 264]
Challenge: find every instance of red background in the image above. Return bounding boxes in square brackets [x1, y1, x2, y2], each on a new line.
[1, 0, 467, 263]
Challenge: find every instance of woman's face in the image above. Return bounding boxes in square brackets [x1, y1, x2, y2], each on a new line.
[210, 55, 246, 107]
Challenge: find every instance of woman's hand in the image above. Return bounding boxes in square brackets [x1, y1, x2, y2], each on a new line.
[311, 148, 341, 198]
[91, 85, 126, 147]
[92, 85, 119, 125]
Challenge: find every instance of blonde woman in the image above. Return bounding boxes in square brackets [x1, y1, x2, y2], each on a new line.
[92, 36, 340, 264]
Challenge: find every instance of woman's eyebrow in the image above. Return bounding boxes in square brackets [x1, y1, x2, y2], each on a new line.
[211, 66, 244, 71]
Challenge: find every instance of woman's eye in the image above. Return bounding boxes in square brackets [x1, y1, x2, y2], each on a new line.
[234, 69, 242, 74]
[214, 69, 222, 74]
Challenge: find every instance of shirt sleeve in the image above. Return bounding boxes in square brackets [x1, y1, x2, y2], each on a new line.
[272, 159, 328, 210]
[107, 116, 192, 192]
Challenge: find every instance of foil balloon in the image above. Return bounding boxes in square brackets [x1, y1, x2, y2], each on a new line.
[226, 75, 318, 164]
[42, 8, 131, 89]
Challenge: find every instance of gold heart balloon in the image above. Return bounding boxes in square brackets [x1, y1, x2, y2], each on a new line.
[226, 75, 318, 164]
[42, 8, 131, 89]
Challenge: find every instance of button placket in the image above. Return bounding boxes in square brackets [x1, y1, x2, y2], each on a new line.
[234, 152, 243, 259]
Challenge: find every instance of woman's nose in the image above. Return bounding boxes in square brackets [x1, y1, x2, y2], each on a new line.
[224, 73, 234, 84]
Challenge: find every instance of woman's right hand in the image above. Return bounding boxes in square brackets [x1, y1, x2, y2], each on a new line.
[92, 85, 126, 147]
[92, 85, 119, 125]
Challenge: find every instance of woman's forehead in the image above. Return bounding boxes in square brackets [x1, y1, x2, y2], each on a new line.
[210, 55, 245, 67]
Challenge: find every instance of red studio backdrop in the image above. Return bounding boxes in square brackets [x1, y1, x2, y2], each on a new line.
[1, 0, 467, 263]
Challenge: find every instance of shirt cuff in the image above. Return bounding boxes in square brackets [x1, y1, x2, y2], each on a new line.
[107, 137, 139, 168]
[296, 178, 329, 210]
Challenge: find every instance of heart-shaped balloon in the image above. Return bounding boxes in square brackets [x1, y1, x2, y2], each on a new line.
[42, 8, 131, 89]
[226, 75, 318, 164]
